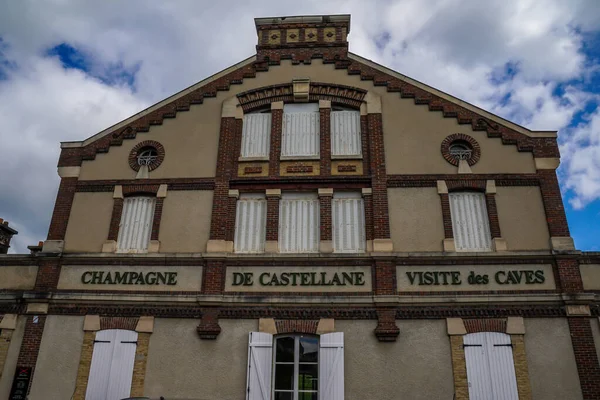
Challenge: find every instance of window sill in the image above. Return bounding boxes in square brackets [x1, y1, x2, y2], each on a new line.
[239, 156, 269, 162]
[331, 154, 363, 160]
[280, 155, 320, 161]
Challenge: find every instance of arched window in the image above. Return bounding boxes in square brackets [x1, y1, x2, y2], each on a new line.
[117, 196, 156, 253]
[449, 191, 492, 251]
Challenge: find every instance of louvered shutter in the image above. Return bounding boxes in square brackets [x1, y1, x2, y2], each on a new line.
[86, 329, 138, 400]
[235, 194, 267, 253]
[332, 192, 365, 253]
[319, 332, 344, 400]
[279, 193, 319, 253]
[449, 192, 492, 251]
[246, 332, 273, 400]
[464, 333, 493, 400]
[282, 103, 320, 157]
[117, 196, 156, 253]
[331, 111, 361, 156]
[241, 113, 271, 158]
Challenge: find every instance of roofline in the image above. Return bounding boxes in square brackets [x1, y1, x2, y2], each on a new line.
[61, 55, 257, 149]
[254, 14, 351, 32]
[348, 53, 557, 139]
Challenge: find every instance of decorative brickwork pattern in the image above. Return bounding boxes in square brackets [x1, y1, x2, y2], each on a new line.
[441, 133, 481, 166]
[196, 309, 221, 339]
[73, 331, 95, 400]
[275, 320, 319, 334]
[387, 174, 540, 188]
[568, 317, 600, 399]
[286, 165, 314, 173]
[130, 332, 150, 397]
[99, 317, 139, 330]
[127, 140, 165, 172]
[511, 335, 533, 400]
[450, 335, 469, 400]
[47, 177, 78, 240]
[374, 309, 400, 342]
[122, 184, 160, 195]
[76, 178, 215, 193]
[337, 165, 357, 172]
[463, 318, 507, 333]
[14, 315, 47, 395]
[244, 166, 263, 174]
[446, 180, 487, 191]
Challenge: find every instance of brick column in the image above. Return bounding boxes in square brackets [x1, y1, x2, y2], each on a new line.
[318, 188, 333, 253]
[538, 169, 575, 251]
[265, 189, 281, 253]
[225, 190, 239, 243]
[13, 315, 47, 396]
[319, 100, 332, 176]
[202, 260, 225, 295]
[107, 198, 124, 242]
[362, 188, 374, 249]
[437, 181, 455, 252]
[269, 102, 283, 176]
[47, 177, 78, 241]
[373, 259, 395, 295]
[567, 317, 600, 399]
[485, 180, 507, 251]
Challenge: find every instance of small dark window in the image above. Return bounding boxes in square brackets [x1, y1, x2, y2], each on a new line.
[137, 147, 158, 166]
[449, 141, 472, 160]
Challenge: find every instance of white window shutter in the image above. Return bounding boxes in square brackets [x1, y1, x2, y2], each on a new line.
[246, 332, 273, 400]
[117, 196, 156, 253]
[235, 195, 267, 253]
[241, 113, 271, 158]
[279, 193, 319, 253]
[319, 332, 344, 400]
[282, 103, 320, 157]
[331, 111, 361, 156]
[464, 332, 493, 400]
[449, 192, 492, 251]
[332, 193, 365, 253]
[86, 330, 115, 400]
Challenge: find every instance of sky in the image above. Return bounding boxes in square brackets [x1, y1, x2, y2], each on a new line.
[0, 0, 599, 253]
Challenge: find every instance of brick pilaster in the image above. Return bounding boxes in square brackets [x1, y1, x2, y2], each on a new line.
[47, 177, 78, 240]
[202, 261, 225, 295]
[440, 193, 454, 239]
[363, 194, 374, 241]
[367, 113, 390, 239]
[34, 259, 61, 291]
[150, 197, 164, 241]
[568, 318, 600, 399]
[486, 193, 502, 238]
[360, 114, 370, 175]
[14, 315, 47, 396]
[107, 198, 124, 241]
[225, 196, 238, 242]
[373, 259, 395, 295]
[318, 191, 333, 241]
[266, 192, 280, 242]
[557, 258, 584, 292]
[269, 108, 283, 176]
[319, 104, 331, 176]
[538, 170, 570, 237]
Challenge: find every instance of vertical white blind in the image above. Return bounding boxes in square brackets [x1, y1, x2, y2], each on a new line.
[235, 194, 267, 253]
[241, 113, 271, 158]
[282, 103, 320, 157]
[86, 329, 138, 400]
[464, 332, 519, 400]
[246, 332, 273, 400]
[319, 332, 344, 400]
[279, 193, 319, 253]
[332, 192, 365, 253]
[331, 111, 362, 156]
[117, 196, 155, 253]
[449, 192, 492, 251]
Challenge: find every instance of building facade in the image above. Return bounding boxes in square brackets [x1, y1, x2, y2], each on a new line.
[1, 14, 600, 400]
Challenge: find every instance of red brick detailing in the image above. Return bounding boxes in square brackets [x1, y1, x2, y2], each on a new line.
[337, 165, 357, 172]
[363, 195, 374, 241]
[99, 316, 139, 330]
[320, 107, 331, 176]
[446, 180, 486, 192]
[122, 184, 159, 195]
[486, 194, 502, 239]
[150, 197, 164, 241]
[556, 258, 583, 292]
[374, 309, 400, 342]
[367, 113, 390, 239]
[47, 177, 78, 240]
[374, 260, 395, 295]
[232, 176, 370, 190]
[286, 165, 314, 173]
[387, 174, 539, 188]
[76, 178, 215, 193]
[538, 170, 571, 237]
[197, 308, 221, 340]
[275, 320, 319, 334]
[266, 196, 280, 241]
[237, 84, 292, 112]
[202, 261, 225, 295]
[34, 259, 61, 291]
[568, 318, 600, 399]
[107, 198, 123, 241]
[269, 109, 283, 176]
[244, 166, 263, 174]
[463, 318, 507, 333]
[441, 133, 481, 166]
[128, 140, 165, 172]
[360, 115, 370, 175]
[225, 196, 237, 242]
[440, 193, 454, 239]
[319, 195, 332, 241]
[14, 315, 47, 395]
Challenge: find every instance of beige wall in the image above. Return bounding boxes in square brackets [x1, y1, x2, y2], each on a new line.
[28, 316, 84, 400]
[580, 264, 600, 290]
[0, 266, 38, 290]
[144, 318, 254, 399]
[64, 192, 113, 252]
[0, 316, 26, 398]
[339, 319, 454, 400]
[388, 187, 444, 252]
[496, 187, 551, 250]
[525, 318, 582, 400]
[159, 190, 213, 252]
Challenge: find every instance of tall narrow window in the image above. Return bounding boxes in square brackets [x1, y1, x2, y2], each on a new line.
[331, 109, 361, 157]
[282, 103, 320, 158]
[234, 194, 267, 253]
[332, 192, 365, 253]
[117, 196, 156, 253]
[273, 335, 319, 400]
[464, 332, 519, 400]
[85, 329, 138, 400]
[241, 111, 271, 158]
[279, 193, 319, 253]
[449, 192, 492, 251]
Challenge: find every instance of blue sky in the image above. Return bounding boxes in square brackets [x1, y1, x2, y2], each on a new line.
[0, 0, 599, 252]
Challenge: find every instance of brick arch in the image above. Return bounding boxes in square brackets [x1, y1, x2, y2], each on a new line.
[275, 319, 319, 334]
[99, 316, 140, 331]
[463, 318, 507, 333]
[122, 184, 160, 196]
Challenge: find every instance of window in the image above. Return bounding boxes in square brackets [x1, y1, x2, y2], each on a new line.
[137, 147, 158, 166]
[332, 192, 365, 253]
[85, 329, 137, 400]
[331, 109, 361, 157]
[279, 193, 319, 253]
[117, 196, 156, 253]
[449, 141, 472, 161]
[234, 194, 267, 253]
[246, 332, 344, 400]
[464, 332, 519, 399]
[241, 111, 272, 158]
[449, 192, 492, 251]
[282, 103, 320, 158]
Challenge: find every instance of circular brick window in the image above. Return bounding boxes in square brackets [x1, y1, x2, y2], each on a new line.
[129, 141, 165, 172]
[441, 134, 480, 166]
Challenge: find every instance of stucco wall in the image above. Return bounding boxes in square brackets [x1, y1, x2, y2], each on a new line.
[28, 316, 84, 400]
[158, 190, 213, 252]
[144, 318, 254, 399]
[338, 319, 454, 400]
[525, 318, 582, 400]
[64, 192, 113, 252]
[496, 187, 551, 250]
[580, 264, 600, 290]
[0, 316, 26, 398]
[388, 187, 444, 252]
[0, 266, 38, 290]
